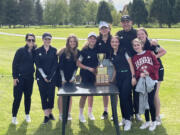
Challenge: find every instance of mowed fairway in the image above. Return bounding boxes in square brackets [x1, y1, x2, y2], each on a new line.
[0, 28, 180, 135]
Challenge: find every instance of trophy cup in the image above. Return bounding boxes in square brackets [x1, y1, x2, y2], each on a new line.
[96, 53, 109, 85]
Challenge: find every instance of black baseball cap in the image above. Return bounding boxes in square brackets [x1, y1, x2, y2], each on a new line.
[121, 15, 132, 22]
[42, 32, 52, 39]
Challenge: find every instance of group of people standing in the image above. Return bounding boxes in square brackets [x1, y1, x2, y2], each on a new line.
[11, 15, 166, 132]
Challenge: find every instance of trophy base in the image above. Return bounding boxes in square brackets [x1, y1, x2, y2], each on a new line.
[95, 74, 109, 86]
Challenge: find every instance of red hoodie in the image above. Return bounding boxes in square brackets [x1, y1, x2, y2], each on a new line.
[132, 50, 160, 80]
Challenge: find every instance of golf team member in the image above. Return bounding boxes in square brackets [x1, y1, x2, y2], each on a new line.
[77, 32, 98, 123]
[110, 36, 136, 131]
[116, 15, 141, 121]
[35, 33, 58, 124]
[95, 21, 113, 119]
[12, 33, 36, 125]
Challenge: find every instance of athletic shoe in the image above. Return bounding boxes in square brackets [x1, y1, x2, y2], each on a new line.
[101, 111, 108, 120]
[88, 113, 95, 120]
[43, 116, 50, 124]
[68, 113, 72, 121]
[119, 118, 125, 126]
[111, 116, 113, 121]
[25, 114, 31, 123]
[79, 114, 86, 123]
[135, 114, 143, 121]
[124, 120, 132, 131]
[49, 113, 55, 120]
[156, 116, 162, 126]
[149, 121, 157, 131]
[140, 121, 151, 129]
[12, 117, 18, 125]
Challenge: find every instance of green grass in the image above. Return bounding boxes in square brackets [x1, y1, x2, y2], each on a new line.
[0, 28, 180, 135]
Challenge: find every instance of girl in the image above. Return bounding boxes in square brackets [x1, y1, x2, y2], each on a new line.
[57, 35, 80, 121]
[77, 32, 98, 123]
[12, 33, 36, 124]
[35, 33, 58, 124]
[110, 36, 136, 131]
[132, 38, 160, 131]
[137, 28, 167, 125]
[96, 21, 114, 119]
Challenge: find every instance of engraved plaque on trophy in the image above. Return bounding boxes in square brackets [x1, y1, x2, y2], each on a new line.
[96, 53, 109, 85]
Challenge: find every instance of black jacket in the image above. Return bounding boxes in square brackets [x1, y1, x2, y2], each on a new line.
[35, 45, 58, 81]
[12, 45, 35, 79]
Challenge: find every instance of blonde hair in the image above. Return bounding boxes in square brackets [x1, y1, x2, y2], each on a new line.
[132, 38, 144, 48]
[57, 35, 78, 61]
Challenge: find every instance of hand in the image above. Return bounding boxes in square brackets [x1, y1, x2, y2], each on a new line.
[13, 79, 19, 86]
[150, 39, 158, 46]
[44, 78, 50, 83]
[87, 67, 96, 74]
[131, 78, 137, 86]
[144, 70, 149, 76]
[62, 80, 67, 85]
[140, 73, 146, 78]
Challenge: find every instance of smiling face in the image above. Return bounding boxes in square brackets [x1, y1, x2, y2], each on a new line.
[111, 37, 119, 50]
[69, 37, 77, 49]
[26, 36, 35, 48]
[137, 29, 147, 43]
[132, 39, 144, 53]
[88, 36, 97, 48]
[100, 26, 109, 36]
[121, 20, 133, 32]
[43, 37, 51, 46]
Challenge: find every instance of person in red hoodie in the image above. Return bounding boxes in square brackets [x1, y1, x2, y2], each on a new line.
[132, 38, 160, 131]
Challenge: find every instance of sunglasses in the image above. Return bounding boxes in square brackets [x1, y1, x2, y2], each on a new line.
[44, 38, 51, 40]
[27, 39, 35, 42]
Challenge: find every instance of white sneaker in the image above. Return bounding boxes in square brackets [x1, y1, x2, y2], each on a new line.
[140, 121, 151, 129]
[111, 116, 113, 121]
[156, 116, 162, 126]
[135, 114, 142, 121]
[12, 117, 18, 125]
[68, 113, 72, 121]
[25, 115, 31, 123]
[59, 114, 62, 121]
[88, 113, 95, 120]
[124, 120, 132, 131]
[149, 121, 157, 131]
[119, 118, 125, 126]
[79, 114, 86, 123]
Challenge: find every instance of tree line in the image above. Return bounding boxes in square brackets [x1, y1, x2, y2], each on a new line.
[0, 0, 180, 28]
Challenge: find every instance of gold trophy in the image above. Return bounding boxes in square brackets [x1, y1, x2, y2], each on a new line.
[96, 53, 109, 85]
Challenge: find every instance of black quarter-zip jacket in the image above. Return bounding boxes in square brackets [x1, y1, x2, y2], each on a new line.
[35, 45, 58, 81]
[116, 28, 137, 57]
[12, 45, 35, 79]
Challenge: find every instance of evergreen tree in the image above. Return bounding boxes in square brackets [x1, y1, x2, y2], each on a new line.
[174, 0, 180, 23]
[150, 0, 175, 28]
[35, 0, 43, 25]
[5, 0, 19, 28]
[96, 1, 113, 24]
[0, 0, 5, 26]
[129, 0, 148, 27]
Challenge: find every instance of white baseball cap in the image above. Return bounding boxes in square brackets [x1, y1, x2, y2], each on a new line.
[88, 32, 97, 38]
[99, 21, 109, 29]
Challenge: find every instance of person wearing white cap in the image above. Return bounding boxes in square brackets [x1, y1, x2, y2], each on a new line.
[77, 32, 98, 123]
[95, 21, 114, 120]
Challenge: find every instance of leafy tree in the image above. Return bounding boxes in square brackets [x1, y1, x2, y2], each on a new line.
[174, 0, 180, 23]
[35, 0, 43, 25]
[86, 1, 98, 25]
[0, 0, 5, 26]
[111, 10, 121, 26]
[69, 0, 86, 25]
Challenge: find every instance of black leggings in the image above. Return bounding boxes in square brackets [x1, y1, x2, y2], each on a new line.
[145, 84, 157, 122]
[37, 79, 55, 110]
[116, 71, 132, 120]
[12, 77, 34, 117]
